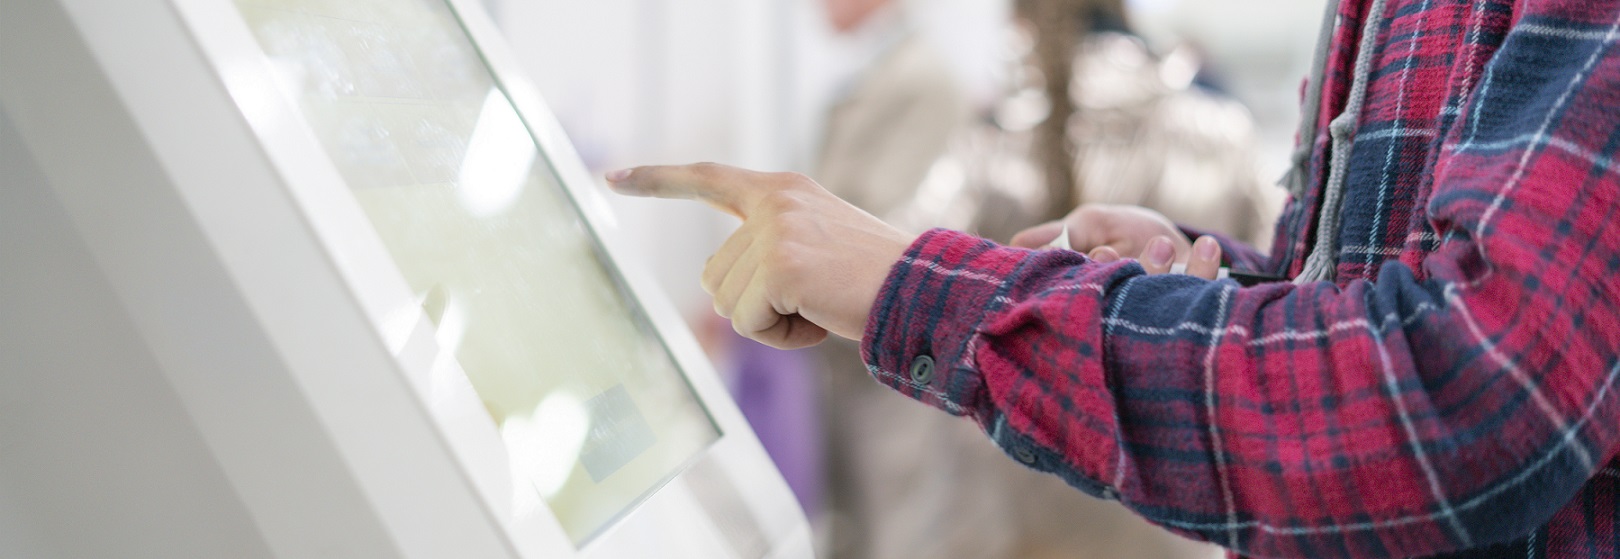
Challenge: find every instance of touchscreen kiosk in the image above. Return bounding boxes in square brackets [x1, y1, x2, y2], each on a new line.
[236, 0, 723, 542]
[0, 0, 810, 557]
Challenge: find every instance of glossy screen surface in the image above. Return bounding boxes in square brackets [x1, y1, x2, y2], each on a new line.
[231, 0, 720, 544]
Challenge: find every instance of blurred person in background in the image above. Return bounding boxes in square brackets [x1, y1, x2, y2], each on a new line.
[807, 1, 989, 557]
[813, 0, 969, 223]
[607, 0, 1620, 555]
[1066, 12, 1277, 248]
[811, 1, 1227, 558]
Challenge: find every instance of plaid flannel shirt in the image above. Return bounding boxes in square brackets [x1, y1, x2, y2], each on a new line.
[859, 0, 1620, 557]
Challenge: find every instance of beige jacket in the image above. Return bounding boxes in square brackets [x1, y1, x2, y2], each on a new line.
[814, 35, 969, 223]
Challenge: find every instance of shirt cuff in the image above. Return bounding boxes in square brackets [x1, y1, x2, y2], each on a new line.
[858, 228, 1029, 419]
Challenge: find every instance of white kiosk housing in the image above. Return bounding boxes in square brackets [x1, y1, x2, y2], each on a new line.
[0, 0, 812, 557]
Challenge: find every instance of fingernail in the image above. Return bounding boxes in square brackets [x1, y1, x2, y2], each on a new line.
[605, 168, 633, 182]
[1195, 236, 1219, 261]
[1146, 237, 1174, 267]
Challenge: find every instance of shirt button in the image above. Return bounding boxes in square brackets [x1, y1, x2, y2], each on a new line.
[908, 355, 935, 384]
[1013, 446, 1037, 465]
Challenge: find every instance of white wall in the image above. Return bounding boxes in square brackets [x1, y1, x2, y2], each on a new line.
[485, 0, 1013, 318]
[488, 0, 796, 317]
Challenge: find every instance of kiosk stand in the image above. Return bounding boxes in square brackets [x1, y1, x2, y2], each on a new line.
[0, 0, 812, 557]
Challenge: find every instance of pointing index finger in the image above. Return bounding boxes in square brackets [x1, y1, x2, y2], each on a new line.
[605, 163, 771, 219]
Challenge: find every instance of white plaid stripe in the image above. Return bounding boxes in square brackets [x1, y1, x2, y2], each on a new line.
[1447, 284, 1595, 471]
[1475, 13, 1620, 245]
[1145, 359, 1620, 535]
[900, 255, 1010, 286]
[1342, 244, 1406, 256]
[1371, 316, 1475, 545]
[994, 282, 1105, 306]
[866, 364, 967, 415]
[1108, 277, 1143, 494]
[1099, 301, 1439, 347]
[1358, 126, 1439, 141]
[1202, 286, 1242, 548]
[1366, 0, 1436, 274]
[1455, 133, 1616, 175]
[1519, 23, 1618, 41]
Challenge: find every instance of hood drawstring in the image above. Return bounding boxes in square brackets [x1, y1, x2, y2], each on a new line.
[1294, 0, 1387, 284]
[1279, 0, 1343, 201]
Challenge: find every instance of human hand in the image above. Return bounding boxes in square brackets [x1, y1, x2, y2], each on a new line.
[607, 163, 914, 349]
[1010, 204, 1223, 279]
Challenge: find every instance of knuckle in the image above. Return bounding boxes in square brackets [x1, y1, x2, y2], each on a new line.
[773, 172, 827, 198]
[1071, 204, 1106, 226]
[773, 213, 809, 237]
[759, 189, 806, 215]
[763, 244, 804, 286]
[700, 265, 722, 294]
[700, 253, 728, 292]
[768, 220, 821, 258]
[775, 172, 816, 189]
[690, 162, 724, 178]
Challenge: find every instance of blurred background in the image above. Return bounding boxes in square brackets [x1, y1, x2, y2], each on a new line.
[479, 0, 1325, 557]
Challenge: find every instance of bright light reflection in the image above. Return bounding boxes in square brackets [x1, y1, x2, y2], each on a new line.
[221, 60, 292, 136]
[501, 392, 590, 500]
[457, 89, 536, 216]
[429, 292, 467, 355]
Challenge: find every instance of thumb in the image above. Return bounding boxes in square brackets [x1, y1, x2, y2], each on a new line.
[1182, 235, 1224, 279]
[606, 162, 771, 219]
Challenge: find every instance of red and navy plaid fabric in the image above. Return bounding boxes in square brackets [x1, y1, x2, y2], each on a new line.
[859, 0, 1620, 557]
